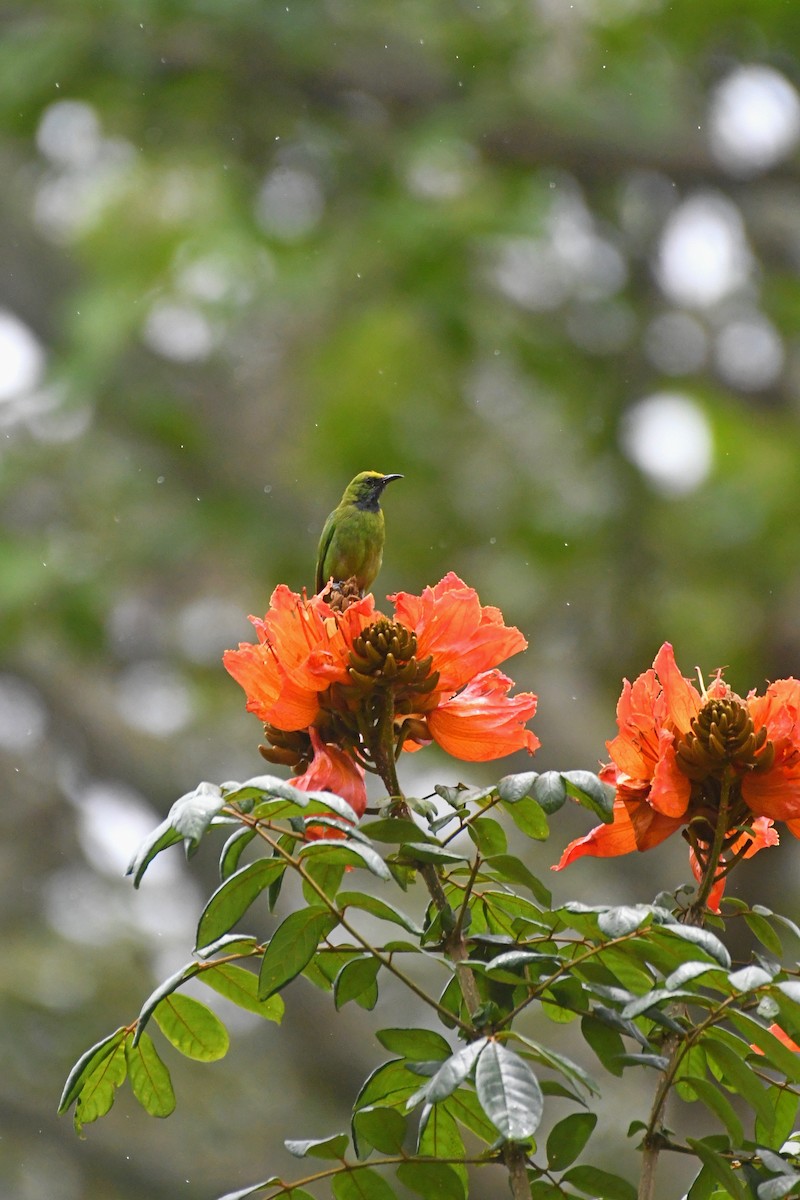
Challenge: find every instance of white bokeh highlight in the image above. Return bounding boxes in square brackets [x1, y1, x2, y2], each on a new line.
[710, 65, 800, 176]
[622, 392, 714, 496]
[655, 194, 751, 308]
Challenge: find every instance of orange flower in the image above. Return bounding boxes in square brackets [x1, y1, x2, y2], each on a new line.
[751, 1024, 800, 1055]
[223, 585, 376, 730]
[553, 643, 800, 909]
[225, 573, 539, 768]
[291, 728, 367, 842]
[389, 573, 539, 761]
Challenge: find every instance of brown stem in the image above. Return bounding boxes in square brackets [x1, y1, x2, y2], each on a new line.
[503, 1142, 532, 1200]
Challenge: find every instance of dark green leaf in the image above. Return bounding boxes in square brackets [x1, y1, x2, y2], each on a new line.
[334, 956, 381, 1009]
[484, 854, 551, 904]
[302, 853, 346, 903]
[359, 818, 435, 843]
[331, 1168, 398, 1200]
[615, 1054, 669, 1069]
[199, 963, 284, 1022]
[125, 1031, 175, 1118]
[397, 842, 467, 865]
[216, 1181, 281, 1200]
[597, 906, 649, 938]
[531, 772, 568, 813]
[728, 965, 773, 993]
[258, 905, 339, 999]
[757, 1175, 800, 1200]
[196, 858, 286, 949]
[418, 1103, 468, 1198]
[731, 1012, 800, 1082]
[337, 890, 423, 936]
[171, 781, 227, 854]
[375, 1028, 451, 1061]
[298, 840, 391, 881]
[474, 1040, 543, 1140]
[745, 912, 785, 958]
[152, 994, 229, 1061]
[497, 771, 539, 804]
[352, 1105, 407, 1156]
[126, 818, 183, 887]
[219, 827, 257, 880]
[664, 961, 727, 990]
[562, 1164, 637, 1200]
[546, 1112, 597, 1171]
[704, 1035, 774, 1127]
[354, 1059, 420, 1114]
[681, 1077, 743, 1145]
[580, 1016, 626, 1077]
[407, 1040, 486, 1108]
[59, 1026, 127, 1115]
[657, 924, 731, 969]
[561, 771, 614, 823]
[396, 1162, 464, 1200]
[685, 1138, 747, 1200]
[134, 962, 202, 1041]
[285, 1133, 349, 1158]
[756, 1084, 799, 1146]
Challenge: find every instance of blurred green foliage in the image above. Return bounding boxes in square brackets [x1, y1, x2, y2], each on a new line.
[3, 1, 800, 1196]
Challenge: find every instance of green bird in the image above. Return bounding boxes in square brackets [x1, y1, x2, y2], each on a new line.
[315, 470, 403, 596]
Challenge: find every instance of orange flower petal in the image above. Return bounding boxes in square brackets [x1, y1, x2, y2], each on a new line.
[552, 799, 639, 869]
[648, 734, 692, 818]
[292, 729, 367, 842]
[652, 642, 701, 733]
[427, 670, 539, 762]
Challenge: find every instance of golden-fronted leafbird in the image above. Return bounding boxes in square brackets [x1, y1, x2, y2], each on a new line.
[315, 470, 403, 596]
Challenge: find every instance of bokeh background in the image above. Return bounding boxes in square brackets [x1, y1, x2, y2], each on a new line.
[4, 1, 800, 1197]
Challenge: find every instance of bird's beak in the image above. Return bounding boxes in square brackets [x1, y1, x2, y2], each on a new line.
[381, 474, 403, 483]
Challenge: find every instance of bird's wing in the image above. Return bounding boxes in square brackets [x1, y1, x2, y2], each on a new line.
[315, 509, 336, 593]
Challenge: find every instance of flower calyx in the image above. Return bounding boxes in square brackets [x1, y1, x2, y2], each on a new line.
[345, 619, 439, 707]
[675, 695, 775, 782]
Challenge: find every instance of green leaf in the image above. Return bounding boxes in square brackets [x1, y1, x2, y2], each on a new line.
[704, 1034, 774, 1127]
[134, 962, 202, 1041]
[561, 771, 614, 823]
[730, 1011, 800, 1083]
[126, 819, 184, 887]
[375, 1027, 451, 1061]
[354, 1059, 420, 1114]
[298, 840, 391, 881]
[199, 963, 284, 1022]
[170, 781, 227, 853]
[745, 912, 785, 958]
[196, 858, 286, 949]
[501, 795, 550, 841]
[562, 1164, 637, 1200]
[497, 771, 539, 804]
[418, 1103, 468, 1198]
[407, 1041, 487, 1109]
[219, 827, 257, 880]
[685, 1137, 747, 1200]
[396, 1161, 464, 1200]
[580, 1015, 626, 1077]
[216, 1181, 280, 1200]
[331, 1168, 398, 1200]
[285, 1133, 349, 1158]
[546, 1112, 597, 1171]
[657, 924, 731, 969]
[597, 906, 649, 938]
[352, 1105, 407, 1156]
[681, 1077, 743, 1145]
[359, 818, 435, 843]
[474, 1040, 543, 1140]
[728, 965, 773, 993]
[531, 772, 568, 814]
[665, 961, 727, 990]
[258, 905, 339, 1000]
[152, 994, 229, 1061]
[72, 1037, 127, 1133]
[334, 955, 381, 1009]
[59, 1026, 127, 1114]
[337, 891, 423, 936]
[397, 842, 467, 865]
[125, 1031, 176, 1118]
[484, 854, 551, 905]
[757, 1175, 800, 1200]
[756, 1083, 799, 1146]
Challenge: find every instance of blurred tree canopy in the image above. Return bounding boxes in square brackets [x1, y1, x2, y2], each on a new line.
[3, 1, 800, 1197]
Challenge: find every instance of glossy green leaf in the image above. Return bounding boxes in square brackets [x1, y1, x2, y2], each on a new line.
[196, 858, 286, 949]
[546, 1112, 597, 1171]
[359, 818, 435, 843]
[467, 816, 507, 857]
[442, 1088, 499, 1143]
[744, 912, 784, 958]
[562, 1164, 637, 1200]
[727, 965, 773, 993]
[396, 1162, 464, 1200]
[474, 1040, 543, 1140]
[334, 955, 381, 1009]
[298, 840, 391, 881]
[501, 795, 550, 841]
[756, 1083, 799, 1146]
[597, 906, 649, 938]
[561, 771, 614, 823]
[258, 905, 339, 999]
[417, 1103, 468, 1198]
[484, 854, 551, 904]
[757, 1175, 800, 1200]
[125, 1030, 176, 1118]
[531, 772, 568, 813]
[352, 1105, 407, 1156]
[580, 1016, 625, 1077]
[657, 924, 731, 969]
[170, 781, 227, 853]
[152, 993, 229, 1061]
[285, 1132, 349, 1158]
[216, 1181, 281, 1200]
[407, 1040, 486, 1109]
[199, 962, 284, 1022]
[397, 842, 467, 865]
[497, 771, 538, 803]
[134, 962, 202, 1042]
[126, 819, 184, 887]
[59, 1026, 127, 1115]
[704, 1035, 774, 1127]
[337, 890, 423, 935]
[354, 1059, 420, 1114]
